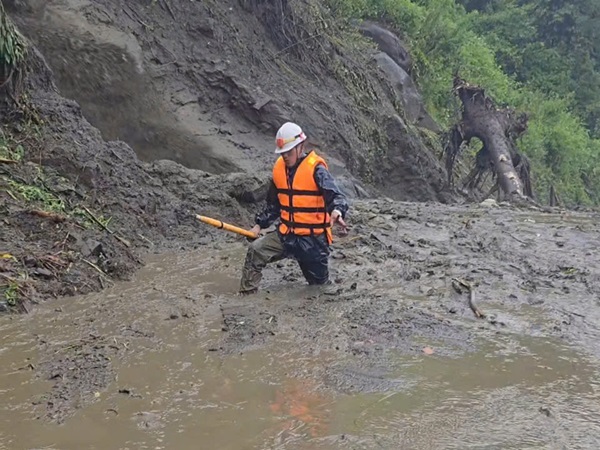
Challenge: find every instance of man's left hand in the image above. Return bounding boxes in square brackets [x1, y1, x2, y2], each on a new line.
[331, 210, 348, 235]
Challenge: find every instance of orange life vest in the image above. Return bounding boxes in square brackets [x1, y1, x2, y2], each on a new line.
[272, 150, 333, 243]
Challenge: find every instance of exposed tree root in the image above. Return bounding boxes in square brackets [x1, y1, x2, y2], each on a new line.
[452, 278, 486, 319]
[444, 77, 534, 202]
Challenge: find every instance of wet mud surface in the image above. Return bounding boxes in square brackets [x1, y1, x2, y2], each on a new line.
[2, 201, 600, 448]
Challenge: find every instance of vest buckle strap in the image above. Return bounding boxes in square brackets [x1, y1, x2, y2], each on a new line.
[280, 218, 331, 230]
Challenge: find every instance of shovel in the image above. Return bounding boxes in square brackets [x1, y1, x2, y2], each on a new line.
[195, 215, 258, 240]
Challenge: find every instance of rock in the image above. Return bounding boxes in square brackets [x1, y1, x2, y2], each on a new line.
[373, 53, 440, 132]
[222, 172, 270, 203]
[0, 301, 8, 312]
[359, 22, 412, 73]
[80, 239, 103, 257]
[31, 267, 54, 279]
[326, 155, 370, 199]
[335, 175, 370, 200]
[480, 198, 499, 208]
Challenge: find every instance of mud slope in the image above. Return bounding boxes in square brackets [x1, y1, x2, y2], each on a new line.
[9, 0, 450, 201]
[0, 44, 267, 310]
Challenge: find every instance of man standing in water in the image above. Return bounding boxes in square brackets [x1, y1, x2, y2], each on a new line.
[239, 122, 349, 295]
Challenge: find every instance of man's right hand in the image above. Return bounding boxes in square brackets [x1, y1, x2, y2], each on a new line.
[249, 224, 261, 238]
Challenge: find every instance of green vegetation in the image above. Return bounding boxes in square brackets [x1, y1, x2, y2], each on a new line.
[0, 129, 24, 161]
[0, 1, 28, 98]
[3, 280, 19, 306]
[6, 177, 66, 213]
[327, 0, 600, 205]
[2, 159, 112, 230]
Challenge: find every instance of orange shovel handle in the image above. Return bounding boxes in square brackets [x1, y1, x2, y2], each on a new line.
[195, 215, 258, 240]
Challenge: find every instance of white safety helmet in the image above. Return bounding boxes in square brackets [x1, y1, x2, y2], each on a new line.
[275, 122, 307, 154]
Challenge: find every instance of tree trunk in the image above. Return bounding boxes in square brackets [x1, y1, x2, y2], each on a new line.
[444, 77, 533, 201]
[549, 185, 561, 207]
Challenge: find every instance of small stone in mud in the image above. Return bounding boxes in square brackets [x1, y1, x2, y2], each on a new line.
[404, 269, 421, 281]
[448, 307, 457, 314]
[332, 251, 346, 260]
[169, 313, 179, 320]
[32, 268, 54, 279]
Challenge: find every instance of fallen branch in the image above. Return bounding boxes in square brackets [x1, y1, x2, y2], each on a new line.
[0, 272, 16, 282]
[28, 209, 68, 222]
[451, 278, 486, 319]
[82, 206, 131, 247]
[0, 157, 18, 164]
[82, 206, 113, 233]
[82, 259, 107, 276]
[114, 235, 131, 248]
[507, 232, 528, 245]
[137, 233, 155, 246]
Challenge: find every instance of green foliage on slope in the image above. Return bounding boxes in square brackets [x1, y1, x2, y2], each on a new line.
[328, 0, 600, 205]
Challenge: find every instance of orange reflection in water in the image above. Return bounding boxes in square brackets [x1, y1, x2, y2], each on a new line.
[269, 378, 331, 438]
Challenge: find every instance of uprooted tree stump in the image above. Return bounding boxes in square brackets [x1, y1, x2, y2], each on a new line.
[444, 76, 534, 202]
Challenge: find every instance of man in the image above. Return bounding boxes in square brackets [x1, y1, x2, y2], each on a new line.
[239, 122, 349, 295]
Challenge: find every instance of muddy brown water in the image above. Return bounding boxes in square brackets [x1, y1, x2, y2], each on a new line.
[2, 240, 600, 449]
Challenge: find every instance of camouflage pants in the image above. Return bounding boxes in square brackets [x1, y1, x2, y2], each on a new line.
[239, 231, 330, 294]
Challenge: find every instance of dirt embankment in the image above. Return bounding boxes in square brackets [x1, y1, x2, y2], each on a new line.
[0, 43, 266, 310]
[1, 0, 454, 310]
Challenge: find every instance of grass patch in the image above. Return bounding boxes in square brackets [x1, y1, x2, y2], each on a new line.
[3, 280, 19, 306]
[0, 129, 25, 162]
[6, 178, 66, 213]
[2, 167, 112, 230]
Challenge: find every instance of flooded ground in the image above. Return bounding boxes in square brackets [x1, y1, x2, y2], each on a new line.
[2, 200, 600, 449]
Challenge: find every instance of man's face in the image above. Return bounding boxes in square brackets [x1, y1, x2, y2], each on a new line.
[282, 145, 300, 167]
